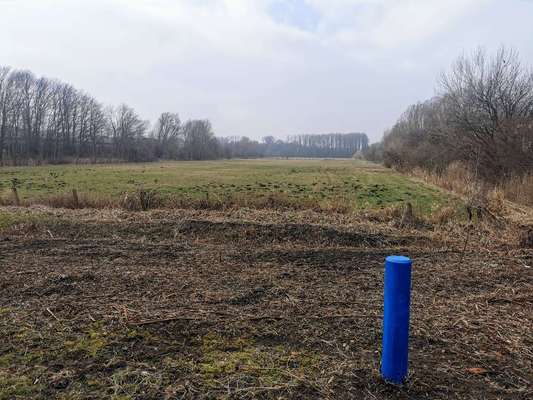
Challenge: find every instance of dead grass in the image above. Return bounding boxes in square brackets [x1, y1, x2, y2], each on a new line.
[0, 189, 359, 215]
[410, 162, 533, 223]
[411, 162, 485, 202]
[498, 174, 533, 206]
[413, 161, 533, 210]
[0, 206, 531, 399]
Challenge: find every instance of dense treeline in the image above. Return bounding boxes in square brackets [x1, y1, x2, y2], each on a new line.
[287, 133, 368, 157]
[0, 65, 368, 164]
[367, 47, 533, 181]
[0, 66, 221, 164]
[220, 133, 368, 159]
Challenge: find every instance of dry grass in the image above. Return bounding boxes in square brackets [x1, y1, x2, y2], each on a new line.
[0, 206, 531, 399]
[406, 164, 533, 250]
[411, 162, 533, 219]
[498, 174, 533, 206]
[411, 162, 484, 202]
[414, 161, 533, 209]
[0, 189, 358, 215]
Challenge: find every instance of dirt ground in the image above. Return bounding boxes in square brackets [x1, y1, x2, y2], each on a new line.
[0, 206, 532, 399]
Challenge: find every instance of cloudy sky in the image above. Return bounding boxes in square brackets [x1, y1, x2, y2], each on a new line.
[1, 0, 533, 142]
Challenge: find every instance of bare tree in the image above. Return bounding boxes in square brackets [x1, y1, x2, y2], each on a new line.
[108, 104, 149, 161]
[380, 47, 533, 179]
[0, 66, 12, 165]
[439, 46, 533, 176]
[153, 112, 181, 159]
[181, 120, 219, 160]
[0, 64, 375, 164]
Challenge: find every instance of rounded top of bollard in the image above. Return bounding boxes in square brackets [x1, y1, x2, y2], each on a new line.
[386, 255, 411, 265]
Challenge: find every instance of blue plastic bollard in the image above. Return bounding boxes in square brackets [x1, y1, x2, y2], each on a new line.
[381, 255, 412, 385]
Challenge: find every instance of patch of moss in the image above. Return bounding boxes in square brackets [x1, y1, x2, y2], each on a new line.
[198, 333, 321, 388]
[0, 372, 44, 400]
[65, 324, 107, 358]
[0, 355, 13, 368]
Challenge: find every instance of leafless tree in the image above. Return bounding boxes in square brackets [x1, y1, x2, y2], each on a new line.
[380, 47, 533, 179]
[439, 46, 533, 176]
[153, 112, 181, 159]
[0, 66, 12, 164]
[0, 64, 373, 165]
[181, 119, 219, 160]
[287, 133, 368, 157]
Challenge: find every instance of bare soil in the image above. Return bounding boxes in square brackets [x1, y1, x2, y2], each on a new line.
[0, 207, 531, 399]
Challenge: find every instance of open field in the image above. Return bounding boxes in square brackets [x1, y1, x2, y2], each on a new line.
[0, 205, 532, 399]
[0, 159, 453, 214]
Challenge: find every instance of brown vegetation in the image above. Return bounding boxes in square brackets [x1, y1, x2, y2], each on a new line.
[410, 161, 533, 221]
[0, 206, 531, 399]
[0, 187, 358, 214]
[368, 47, 533, 194]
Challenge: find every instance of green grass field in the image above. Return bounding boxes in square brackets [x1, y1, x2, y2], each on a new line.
[0, 159, 453, 214]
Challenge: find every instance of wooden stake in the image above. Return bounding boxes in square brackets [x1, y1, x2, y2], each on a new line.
[72, 189, 79, 208]
[12, 187, 20, 206]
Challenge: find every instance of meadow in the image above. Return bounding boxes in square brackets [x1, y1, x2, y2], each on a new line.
[0, 159, 452, 214]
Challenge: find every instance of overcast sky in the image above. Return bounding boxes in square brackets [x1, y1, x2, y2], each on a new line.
[1, 0, 533, 142]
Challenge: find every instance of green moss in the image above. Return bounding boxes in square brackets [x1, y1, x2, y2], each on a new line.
[0, 372, 43, 400]
[0, 355, 13, 368]
[65, 325, 107, 357]
[198, 333, 321, 388]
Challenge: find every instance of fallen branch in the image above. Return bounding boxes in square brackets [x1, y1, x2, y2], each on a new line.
[130, 316, 206, 326]
[46, 307, 60, 321]
[231, 384, 300, 394]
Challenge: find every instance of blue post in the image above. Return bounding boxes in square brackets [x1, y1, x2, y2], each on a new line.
[381, 255, 412, 385]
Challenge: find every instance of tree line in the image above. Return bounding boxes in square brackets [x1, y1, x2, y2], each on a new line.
[365, 47, 533, 181]
[0, 65, 368, 165]
[0, 66, 223, 164]
[286, 133, 368, 157]
[220, 133, 368, 159]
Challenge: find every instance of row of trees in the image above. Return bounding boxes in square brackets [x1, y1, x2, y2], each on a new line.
[0, 65, 369, 164]
[286, 133, 368, 157]
[0, 66, 221, 164]
[368, 47, 533, 180]
[220, 133, 369, 159]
